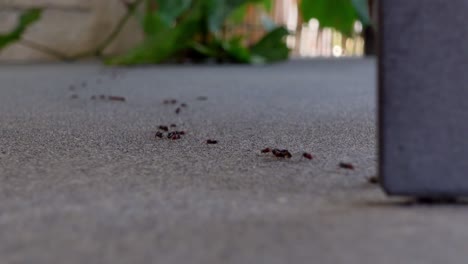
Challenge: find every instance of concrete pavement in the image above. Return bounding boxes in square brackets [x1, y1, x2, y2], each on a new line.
[0, 59, 466, 264]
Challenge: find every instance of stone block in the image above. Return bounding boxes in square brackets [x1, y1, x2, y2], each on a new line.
[379, 0, 468, 196]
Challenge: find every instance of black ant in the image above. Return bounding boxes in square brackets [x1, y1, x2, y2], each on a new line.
[167, 132, 181, 140]
[108, 96, 126, 102]
[163, 99, 177, 105]
[272, 149, 292, 159]
[339, 162, 355, 170]
[261, 148, 271, 153]
[175, 108, 181, 114]
[158, 126, 169, 132]
[302, 152, 313, 160]
[367, 176, 379, 184]
[155, 131, 164, 138]
[206, 140, 218, 144]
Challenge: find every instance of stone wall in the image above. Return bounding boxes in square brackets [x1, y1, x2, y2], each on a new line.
[0, 0, 143, 61]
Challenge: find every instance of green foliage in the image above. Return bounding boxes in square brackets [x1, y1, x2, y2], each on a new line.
[300, 0, 370, 36]
[108, 0, 288, 65]
[0, 8, 42, 50]
[250, 27, 290, 63]
[351, 0, 371, 25]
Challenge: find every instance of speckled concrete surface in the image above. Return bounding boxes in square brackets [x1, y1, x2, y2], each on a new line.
[0, 59, 466, 264]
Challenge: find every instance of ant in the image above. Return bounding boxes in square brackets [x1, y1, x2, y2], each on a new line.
[163, 99, 178, 105]
[155, 131, 164, 138]
[272, 149, 292, 159]
[206, 140, 218, 144]
[302, 152, 313, 160]
[175, 108, 181, 114]
[339, 162, 355, 170]
[367, 176, 379, 184]
[167, 132, 181, 140]
[261, 148, 271, 153]
[180, 103, 188, 108]
[158, 125, 169, 132]
[108, 96, 126, 102]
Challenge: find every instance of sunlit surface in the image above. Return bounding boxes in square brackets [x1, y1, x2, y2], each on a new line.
[269, 0, 364, 57]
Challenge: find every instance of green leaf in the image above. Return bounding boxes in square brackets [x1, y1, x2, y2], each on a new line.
[142, 0, 192, 35]
[206, 0, 267, 34]
[351, 0, 371, 26]
[0, 8, 42, 50]
[190, 36, 251, 63]
[227, 0, 273, 24]
[227, 4, 248, 24]
[250, 26, 289, 63]
[108, 5, 203, 65]
[259, 0, 273, 11]
[155, 0, 192, 25]
[220, 36, 251, 63]
[142, 13, 168, 35]
[300, 0, 358, 36]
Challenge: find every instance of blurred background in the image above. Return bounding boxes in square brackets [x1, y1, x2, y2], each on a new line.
[0, 0, 374, 63]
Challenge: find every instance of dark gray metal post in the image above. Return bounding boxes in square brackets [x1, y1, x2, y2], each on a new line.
[379, 0, 468, 197]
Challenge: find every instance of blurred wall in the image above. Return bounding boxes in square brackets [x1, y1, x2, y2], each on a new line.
[0, 0, 143, 61]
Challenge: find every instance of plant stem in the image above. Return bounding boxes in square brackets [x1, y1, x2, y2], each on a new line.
[19, 39, 70, 61]
[97, 0, 145, 53]
[15, 0, 143, 61]
[71, 0, 145, 60]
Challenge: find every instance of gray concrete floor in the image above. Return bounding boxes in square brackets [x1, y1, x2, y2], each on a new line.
[0, 59, 466, 264]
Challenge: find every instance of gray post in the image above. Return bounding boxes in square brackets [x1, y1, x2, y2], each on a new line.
[379, 0, 468, 197]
